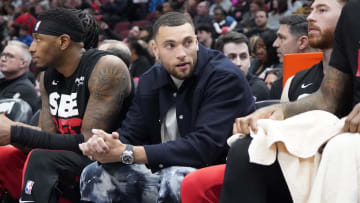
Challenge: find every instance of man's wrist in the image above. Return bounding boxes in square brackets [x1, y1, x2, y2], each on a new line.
[133, 146, 148, 164]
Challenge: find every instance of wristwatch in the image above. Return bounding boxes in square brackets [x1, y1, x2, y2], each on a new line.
[121, 144, 134, 164]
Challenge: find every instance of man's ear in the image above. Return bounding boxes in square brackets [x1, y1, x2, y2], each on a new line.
[297, 35, 309, 51]
[19, 59, 28, 69]
[57, 34, 71, 50]
[151, 40, 160, 60]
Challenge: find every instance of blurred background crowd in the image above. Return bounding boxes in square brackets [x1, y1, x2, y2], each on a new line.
[0, 0, 313, 99]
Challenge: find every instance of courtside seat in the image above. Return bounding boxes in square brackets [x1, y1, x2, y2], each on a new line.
[0, 98, 33, 123]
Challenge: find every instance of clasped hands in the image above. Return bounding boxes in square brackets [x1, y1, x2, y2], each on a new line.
[79, 129, 126, 163]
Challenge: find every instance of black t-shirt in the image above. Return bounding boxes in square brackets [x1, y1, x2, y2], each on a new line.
[270, 76, 283, 100]
[330, 0, 359, 106]
[288, 62, 324, 101]
[44, 49, 134, 134]
[247, 73, 270, 101]
[0, 73, 40, 113]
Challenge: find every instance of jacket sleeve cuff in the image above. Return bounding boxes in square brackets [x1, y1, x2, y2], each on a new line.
[144, 144, 166, 172]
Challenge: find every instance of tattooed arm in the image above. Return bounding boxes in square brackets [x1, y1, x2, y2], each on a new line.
[81, 55, 131, 141]
[38, 72, 58, 133]
[283, 66, 351, 118]
[233, 66, 352, 134]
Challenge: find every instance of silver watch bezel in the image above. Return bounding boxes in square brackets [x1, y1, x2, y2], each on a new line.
[121, 145, 134, 164]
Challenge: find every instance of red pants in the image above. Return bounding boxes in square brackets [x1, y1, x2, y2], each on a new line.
[0, 146, 27, 199]
[181, 164, 226, 203]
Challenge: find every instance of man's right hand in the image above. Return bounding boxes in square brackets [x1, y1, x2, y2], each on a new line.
[233, 104, 285, 135]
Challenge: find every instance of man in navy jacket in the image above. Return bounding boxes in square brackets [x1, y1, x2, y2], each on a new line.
[79, 12, 255, 203]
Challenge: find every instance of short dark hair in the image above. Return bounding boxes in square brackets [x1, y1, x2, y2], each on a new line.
[256, 9, 268, 18]
[265, 68, 282, 79]
[215, 31, 251, 55]
[196, 23, 213, 34]
[279, 14, 308, 38]
[213, 6, 227, 16]
[153, 12, 194, 39]
[37, 8, 84, 39]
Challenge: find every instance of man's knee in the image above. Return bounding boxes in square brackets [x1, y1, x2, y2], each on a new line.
[324, 133, 360, 156]
[227, 137, 251, 161]
[81, 162, 101, 181]
[0, 146, 25, 164]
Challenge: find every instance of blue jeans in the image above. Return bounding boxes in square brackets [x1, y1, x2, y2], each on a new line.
[80, 162, 195, 203]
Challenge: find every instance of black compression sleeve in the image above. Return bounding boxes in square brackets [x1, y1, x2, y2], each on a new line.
[10, 125, 84, 153]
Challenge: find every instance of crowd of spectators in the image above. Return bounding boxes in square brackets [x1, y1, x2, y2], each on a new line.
[0, 0, 312, 100]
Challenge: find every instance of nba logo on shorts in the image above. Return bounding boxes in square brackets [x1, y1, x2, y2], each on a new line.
[25, 180, 35, 195]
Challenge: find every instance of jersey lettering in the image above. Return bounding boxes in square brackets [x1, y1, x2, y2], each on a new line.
[52, 117, 82, 134]
[49, 92, 79, 118]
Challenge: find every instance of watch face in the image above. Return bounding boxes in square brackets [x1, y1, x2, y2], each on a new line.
[121, 151, 134, 164]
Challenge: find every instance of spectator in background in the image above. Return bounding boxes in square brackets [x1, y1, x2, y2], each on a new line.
[128, 25, 141, 41]
[0, 40, 40, 114]
[209, 0, 232, 16]
[128, 0, 148, 21]
[98, 19, 121, 41]
[215, 31, 269, 101]
[163, 1, 176, 13]
[193, 1, 212, 26]
[212, 6, 237, 37]
[99, 0, 128, 27]
[152, 4, 164, 23]
[249, 30, 280, 79]
[12, 12, 36, 35]
[148, 0, 164, 13]
[128, 40, 153, 78]
[245, 9, 271, 38]
[288, 0, 304, 13]
[237, 0, 264, 32]
[196, 23, 215, 49]
[0, 15, 8, 50]
[264, 68, 282, 89]
[267, 0, 292, 30]
[15, 24, 33, 46]
[98, 40, 132, 69]
[32, 1, 49, 18]
[270, 14, 315, 100]
[230, 0, 250, 22]
[139, 25, 153, 43]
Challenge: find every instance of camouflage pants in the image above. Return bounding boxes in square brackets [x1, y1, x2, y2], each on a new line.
[80, 162, 196, 203]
